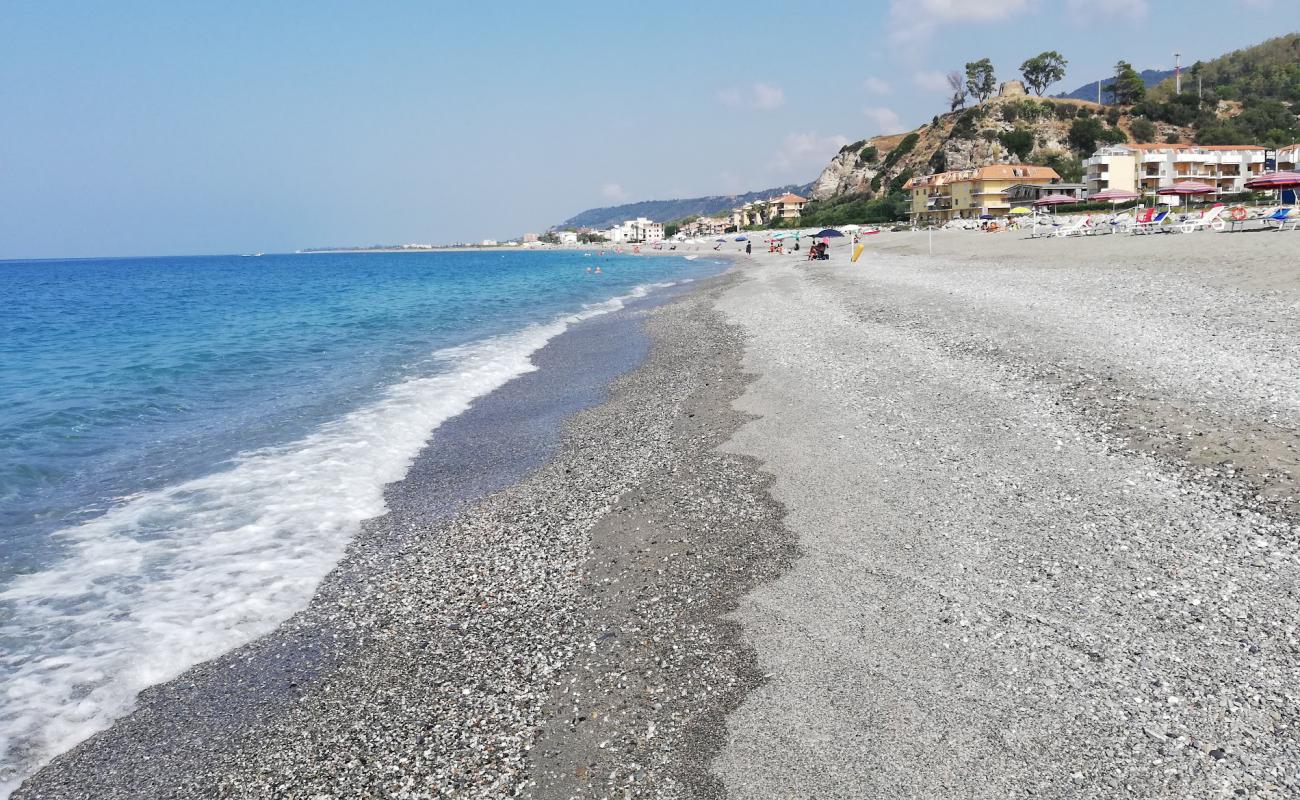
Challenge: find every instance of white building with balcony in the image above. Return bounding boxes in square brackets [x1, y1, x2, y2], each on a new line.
[604, 217, 664, 243]
[1085, 144, 1270, 198]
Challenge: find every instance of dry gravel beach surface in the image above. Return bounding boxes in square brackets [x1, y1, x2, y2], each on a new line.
[714, 231, 1300, 799]
[16, 230, 1300, 798]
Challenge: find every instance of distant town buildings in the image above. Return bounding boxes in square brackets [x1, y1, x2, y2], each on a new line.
[904, 164, 1062, 225]
[521, 232, 539, 243]
[604, 217, 664, 243]
[557, 231, 578, 245]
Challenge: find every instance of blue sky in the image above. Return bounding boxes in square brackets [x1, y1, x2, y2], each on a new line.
[0, 0, 1282, 258]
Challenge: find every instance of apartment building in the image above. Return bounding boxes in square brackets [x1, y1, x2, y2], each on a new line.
[1084, 144, 1270, 197]
[604, 217, 664, 243]
[904, 164, 1061, 225]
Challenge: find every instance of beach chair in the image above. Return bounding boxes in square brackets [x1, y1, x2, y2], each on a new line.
[1054, 215, 1092, 237]
[1178, 204, 1227, 233]
[1130, 210, 1168, 234]
[1263, 207, 1296, 230]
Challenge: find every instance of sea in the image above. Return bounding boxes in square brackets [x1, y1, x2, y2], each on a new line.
[0, 248, 724, 794]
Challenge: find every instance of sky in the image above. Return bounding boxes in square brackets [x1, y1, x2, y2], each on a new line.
[0, 0, 1285, 258]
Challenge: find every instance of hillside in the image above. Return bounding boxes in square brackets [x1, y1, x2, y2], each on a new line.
[1056, 68, 1174, 102]
[558, 183, 814, 230]
[811, 94, 1153, 201]
[1133, 34, 1300, 146]
[811, 33, 1300, 211]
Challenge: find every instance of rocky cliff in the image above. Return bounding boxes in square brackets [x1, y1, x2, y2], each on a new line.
[810, 95, 1187, 200]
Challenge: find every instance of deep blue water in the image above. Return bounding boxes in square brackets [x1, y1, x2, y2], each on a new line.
[0, 249, 723, 794]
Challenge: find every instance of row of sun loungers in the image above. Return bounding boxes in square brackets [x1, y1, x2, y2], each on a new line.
[1028, 205, 1298, 238]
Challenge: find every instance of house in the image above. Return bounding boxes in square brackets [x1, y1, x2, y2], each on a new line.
[557, 231, 578, 245]
[904, 164, 1062, 225]
[521, 232, 539, 243]
[768, 193, 808, 220]
[1085, 143, 1271, 198]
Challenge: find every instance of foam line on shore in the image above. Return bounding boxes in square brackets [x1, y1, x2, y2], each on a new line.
[0, 281, 675, 797]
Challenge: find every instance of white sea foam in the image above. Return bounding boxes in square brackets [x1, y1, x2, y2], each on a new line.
[0, 283, 669, 796]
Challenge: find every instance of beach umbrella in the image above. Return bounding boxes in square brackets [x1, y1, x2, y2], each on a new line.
[978, 214, 995, 220]
[1032, 193, 1078, 207]
[814, 228, 845, 238]
[1245, 171, 1300, 205]
[1157, 181, 1216, 208]
[1090, 188, 1139, 202]
[734, 235, 748, 241]
[1244, 171, 1300, 190]
[1157, 181, 1216, 196]
[1008, 207, 1032, 215]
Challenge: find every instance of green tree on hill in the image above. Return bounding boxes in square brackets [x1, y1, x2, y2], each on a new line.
[1068, 116, 1126, 154]
[1106, 61, 1147, 105]
[965, 58, 997, 102]
[998, 128, 1035, 161]
[1019, 51, 1068, 96]
[1130, 117, 1156, 143]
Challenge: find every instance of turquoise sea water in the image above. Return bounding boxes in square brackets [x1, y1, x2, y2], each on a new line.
[0, 249, 722, 793]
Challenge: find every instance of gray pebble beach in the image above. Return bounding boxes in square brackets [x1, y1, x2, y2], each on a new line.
[16, 229, 1300, 798]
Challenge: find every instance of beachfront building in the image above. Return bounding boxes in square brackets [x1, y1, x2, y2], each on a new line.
[768, 193, 808, 220]
[1084, 144, 1271, 198]
[683, 216, 727, 238]
[1278, 143, 1300, 171]
[557, 231, 578, 245]
[604, 217, 664, 243]
[738, 202, 769, 227]
[904, 164, 1061, 225]
[1005, 182, 1087, 204]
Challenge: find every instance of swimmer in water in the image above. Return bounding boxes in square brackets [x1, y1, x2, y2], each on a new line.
[594, 266, 602, 274]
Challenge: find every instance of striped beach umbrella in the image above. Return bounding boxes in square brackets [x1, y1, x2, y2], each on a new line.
[1157, 181, 1217, 208]
[1156, 181, 1216, 196]
[1033, 193, 1079, 206]
[1090, 188, 1140, 202]
[1244, 171, 1300, 190]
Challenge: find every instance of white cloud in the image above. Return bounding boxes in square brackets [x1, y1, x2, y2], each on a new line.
[863, 76, 892, 95]
[717, 82, 786, 110]
[771, 132, 851, 172]
[890, 0, 1036, 45]
[1066, 0, 1147, 23]
[912, 70, 950, 92]
[753, 82, 785, 109]
[863, 107, 904, 135]
[600, 183, 628, 202]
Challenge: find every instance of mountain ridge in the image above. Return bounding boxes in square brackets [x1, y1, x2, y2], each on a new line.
[556, 183, 814, 230]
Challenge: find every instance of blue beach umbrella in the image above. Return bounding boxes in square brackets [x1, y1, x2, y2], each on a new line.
[813, 229, 844, 238]
[734, 235, 748, 241]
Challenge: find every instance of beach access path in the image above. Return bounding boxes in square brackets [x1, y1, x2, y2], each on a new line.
[711, 232, 1300, 798]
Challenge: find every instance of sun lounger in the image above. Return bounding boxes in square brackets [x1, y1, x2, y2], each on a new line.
[1054, 216, 1093, 237]
[1263, 207, 1296, 230]
[1178, 204, 1227, 233]
[1130, 210, 1169, 234]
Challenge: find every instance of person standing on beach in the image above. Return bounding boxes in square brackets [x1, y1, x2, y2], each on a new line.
[745, 241, 752, 255]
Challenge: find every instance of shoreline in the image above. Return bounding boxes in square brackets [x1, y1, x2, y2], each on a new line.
[14, 258, 797, 798]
